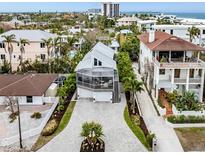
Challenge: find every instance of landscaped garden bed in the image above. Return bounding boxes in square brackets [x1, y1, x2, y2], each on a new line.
[80, 121, 105, 152]
[117, 52, 154, 151]
[167, 115, 205, 124]
[31, 73, 77, 151]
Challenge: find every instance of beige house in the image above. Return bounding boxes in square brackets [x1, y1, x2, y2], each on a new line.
[0, 30, 58, 71]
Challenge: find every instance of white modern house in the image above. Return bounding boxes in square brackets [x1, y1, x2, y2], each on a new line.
[137, 20, 157, 31]
[0, 30, 58, 71]
[179, 18, 205, 25]
[0, 74, 58, 105]
[109, 39, 120, 53]
[153, 24, 205, 46]
[75, 42, 120, 103]
[138, 30, 205, 102]
[116, 16, 140, 27]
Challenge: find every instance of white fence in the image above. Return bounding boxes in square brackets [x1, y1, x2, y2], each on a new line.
[172, 105, 205, 116]
[0, 98, 59, 146]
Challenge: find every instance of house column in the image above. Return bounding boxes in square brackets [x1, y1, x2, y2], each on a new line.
[186, 68, 190, 91]
[171, 69, 175, 92]
[169, 51, 171, 62]
[199, 69, 205, 102]
[183, 51, 186, 62]
[197, 52, 200, 62]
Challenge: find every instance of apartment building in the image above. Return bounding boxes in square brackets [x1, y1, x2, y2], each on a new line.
[153, 24, 205, 46]
[101, 2, 120, 18]
[0, 30, 58, 71]
[138, 30, 205, 102]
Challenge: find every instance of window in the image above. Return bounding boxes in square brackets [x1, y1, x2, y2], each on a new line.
[203, 30, 205, 34]
[13, 55, 16, 58]
[98, 61, 102, 66]
[26, 96, 33, 103]
[0, 43, 5, 48]
[40, 54, 46, 61]
[17, 43, 19, 46]
[40, 43, 45, 48]
[170, 29, 173, 35]
[94, 58, 98, 66]
[162, 30, 165, 32]
[159, 69, 165, 75]
[0, 54, 5, 60]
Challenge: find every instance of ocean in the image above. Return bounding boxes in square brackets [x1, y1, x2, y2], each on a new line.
[122, 12, 205, 19]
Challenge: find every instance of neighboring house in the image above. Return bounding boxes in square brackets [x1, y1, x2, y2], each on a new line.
[116, 16, 140, 27]
[138, 30, 205, 102]
[75, 42, 120, 103]
[153, 24, 205, 46]
[0, 30, 58, 70]
[2, 17, 25, 28]
[137, 20, 157, 31]
[73, 37, 86, 50]
[179, 18, 205, 25]
[0, 74, 58, 105]
[109, 39, 120, 53]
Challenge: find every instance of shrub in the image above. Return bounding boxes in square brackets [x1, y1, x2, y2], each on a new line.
[131, 114, 140, 126]
[167, 115, 205, 124]
[57, 105, 65, 112]
[41, 119, 59, 136]
[146, 133, 155, 148]
[9, 111, 19, 123]
[31, 112, 42, 119]
[157, 98, 165, 108]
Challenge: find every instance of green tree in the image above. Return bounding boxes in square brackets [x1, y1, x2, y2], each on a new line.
[41, 38, 53, 73]
[19, 38, 30, 71]
[2, 34, 16, 73]
[187, 26, 200, 42]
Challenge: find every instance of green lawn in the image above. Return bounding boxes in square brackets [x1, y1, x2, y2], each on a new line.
[175, 127, 205, 151]
[124, 106, 150, 151]
[31, 101, 76, 151]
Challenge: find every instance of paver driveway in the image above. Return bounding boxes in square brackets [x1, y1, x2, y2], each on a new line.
[39, 94, 147, 152]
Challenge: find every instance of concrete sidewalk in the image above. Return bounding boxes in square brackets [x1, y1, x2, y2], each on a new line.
[132, 63, 184, 152]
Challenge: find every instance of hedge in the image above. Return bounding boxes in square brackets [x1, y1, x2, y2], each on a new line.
[167, 115, 205, 124]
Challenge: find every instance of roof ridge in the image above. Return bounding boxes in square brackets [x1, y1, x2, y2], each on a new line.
[0, 75, 29, 92]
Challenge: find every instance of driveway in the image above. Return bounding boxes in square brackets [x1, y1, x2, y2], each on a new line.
[39, 94, 147, 152]
[132, 63, 184, 152]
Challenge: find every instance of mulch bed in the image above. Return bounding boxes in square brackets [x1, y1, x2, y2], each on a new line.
[80, 138, 105, 152]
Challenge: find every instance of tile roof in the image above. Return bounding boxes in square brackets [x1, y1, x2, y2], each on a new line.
[0, 74, 58, 96]
[138, 31, 205, 51]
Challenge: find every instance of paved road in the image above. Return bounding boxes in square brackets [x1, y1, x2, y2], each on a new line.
[132, 63, 184, 152]
[39, 94, 147, 152]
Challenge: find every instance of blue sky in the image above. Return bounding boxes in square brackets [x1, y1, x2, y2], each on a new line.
[1, 2, 205, 13]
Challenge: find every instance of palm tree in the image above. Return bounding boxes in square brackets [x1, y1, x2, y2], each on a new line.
[81, 121, 104, 146]
[187, 26, 200, 42]
[123, 76, 144, 114]
[41, 38, 53, 73]
[19, 38, 30, 70]
[2, 34, 16, 73]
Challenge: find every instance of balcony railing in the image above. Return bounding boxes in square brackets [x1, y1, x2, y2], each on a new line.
[174, 78, 201, 83]
[153, 58, 205, 69]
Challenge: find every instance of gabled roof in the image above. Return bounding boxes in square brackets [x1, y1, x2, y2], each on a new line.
[75, 42, 116, 71]
[0, 30, 58, 42]
[138, 31, 205, 51]
[0, 74, 57, 96]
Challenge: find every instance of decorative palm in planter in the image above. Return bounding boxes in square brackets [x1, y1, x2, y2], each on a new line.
[80, 121, 105, 152]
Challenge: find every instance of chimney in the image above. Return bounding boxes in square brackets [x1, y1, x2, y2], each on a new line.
[149, 25, 155, 43]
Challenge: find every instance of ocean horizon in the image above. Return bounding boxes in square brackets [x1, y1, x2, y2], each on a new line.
[122, 12, 205, 19]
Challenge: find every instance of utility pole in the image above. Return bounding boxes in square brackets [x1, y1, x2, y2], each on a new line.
[16, 98, 23, 149]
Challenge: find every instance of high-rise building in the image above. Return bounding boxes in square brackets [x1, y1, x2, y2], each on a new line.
[101, 2, 119, 18]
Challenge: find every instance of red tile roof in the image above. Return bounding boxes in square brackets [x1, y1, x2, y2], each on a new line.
[0, 74, 58, 96]
[138, 31, 205, 51]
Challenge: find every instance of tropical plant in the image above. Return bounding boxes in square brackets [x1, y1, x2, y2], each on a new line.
[187, 26, 200, 42]
[2, 34, 16, 72]
[19, 38, 30, 70]
[176, 91, 200, 111]
[123, 76, 144, 114]
[81, 121, 104, 145]
[41, 38, 53, 73]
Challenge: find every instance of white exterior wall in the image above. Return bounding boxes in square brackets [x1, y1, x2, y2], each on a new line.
[139, 42, 153, 74]
[77, 87, 112, 102]
[0, 96, 43, 105]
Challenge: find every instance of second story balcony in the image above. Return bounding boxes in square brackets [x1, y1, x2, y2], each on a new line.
[153, 51, 205, 69]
